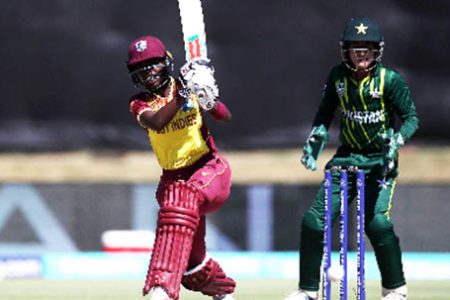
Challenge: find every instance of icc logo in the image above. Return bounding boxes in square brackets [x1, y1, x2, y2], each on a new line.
[370, 88, 381, 99]
[336, 81, 345, 97]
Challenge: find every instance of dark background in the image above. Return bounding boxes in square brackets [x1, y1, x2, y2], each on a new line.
[1, 0, 449, 151]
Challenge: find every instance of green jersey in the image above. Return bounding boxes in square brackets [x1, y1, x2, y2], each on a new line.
[313, 63, 419, 151]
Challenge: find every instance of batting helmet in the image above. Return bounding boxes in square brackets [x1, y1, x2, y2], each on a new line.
[126, 36, 174, 92]
[341, 17, 383, 44]
[340, 17, 384, 71]
[127, 36, 167, 67]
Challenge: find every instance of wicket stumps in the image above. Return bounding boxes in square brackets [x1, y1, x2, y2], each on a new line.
[322, 166, 365, 300]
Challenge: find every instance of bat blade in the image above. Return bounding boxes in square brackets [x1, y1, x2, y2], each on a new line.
[178, 0, 208, 61]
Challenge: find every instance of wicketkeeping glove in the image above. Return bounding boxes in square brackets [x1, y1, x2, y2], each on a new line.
[179, 58, 219, 111]
[300, 125, 329, 171]
[380, 128, 404, 175]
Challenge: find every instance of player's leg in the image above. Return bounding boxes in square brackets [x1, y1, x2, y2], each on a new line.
[183, 165, 236, 299]
[143, 181, 203, 300]
[187, 215, 207, 269]
[189, 154, 231, 214]
[364, 173, 407, 297]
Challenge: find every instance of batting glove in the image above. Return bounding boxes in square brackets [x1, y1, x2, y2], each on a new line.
[179, 58, 219, 111]
[301, 153, 318, 171]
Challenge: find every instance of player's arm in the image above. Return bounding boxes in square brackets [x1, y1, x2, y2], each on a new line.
[207, 100, 231, 123]
[129, 95, 185, 131]
[387, 71, 420, 143]
[379, 71, 420, 175]
[300, 71, 338, 171]
[312, 72, 339, 129]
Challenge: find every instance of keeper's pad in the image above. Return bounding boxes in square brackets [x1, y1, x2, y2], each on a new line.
[143, 181, 202, 300]
[181, 256, 236, 297]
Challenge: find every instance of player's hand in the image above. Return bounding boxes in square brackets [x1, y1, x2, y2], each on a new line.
[301, 152, 318, 171]
[180, 58, 213, 81]
[179, 58, 219, 111]
[380, 128, 404, 175]
[300, 125, 329, 171]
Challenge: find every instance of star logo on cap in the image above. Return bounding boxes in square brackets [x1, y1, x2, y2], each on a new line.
[355, 23, 368, 35]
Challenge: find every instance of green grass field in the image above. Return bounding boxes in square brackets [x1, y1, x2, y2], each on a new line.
[1, 279, 449, 299]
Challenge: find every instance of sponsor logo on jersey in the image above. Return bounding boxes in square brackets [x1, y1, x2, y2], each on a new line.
[178, 89, 195, 112]
[341, 109, 385, 124]
[181, 98, 195, 112]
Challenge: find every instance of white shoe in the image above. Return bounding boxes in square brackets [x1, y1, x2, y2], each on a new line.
[382, 285, 407, 300]
[213, 294, 235, 300]
[150, 287, 171, 300]
[284, 290, 318, 300]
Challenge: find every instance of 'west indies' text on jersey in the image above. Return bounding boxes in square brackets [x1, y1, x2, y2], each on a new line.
[129, 78, 216, 170]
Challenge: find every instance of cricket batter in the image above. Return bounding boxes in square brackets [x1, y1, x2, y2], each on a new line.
[126, 35, 235, 300]
[286, 17, 419, 300]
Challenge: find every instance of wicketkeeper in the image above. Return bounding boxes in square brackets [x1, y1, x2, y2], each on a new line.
[286, 17, 419, 300]
[126, 35, 236, 300]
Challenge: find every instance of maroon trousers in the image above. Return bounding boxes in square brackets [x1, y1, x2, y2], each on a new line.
[156, 153, 232, 268]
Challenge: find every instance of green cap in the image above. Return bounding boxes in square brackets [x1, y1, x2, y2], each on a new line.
[341, 17, 383, 44]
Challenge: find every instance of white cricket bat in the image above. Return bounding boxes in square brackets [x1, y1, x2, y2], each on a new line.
[178, 0, 208, 62]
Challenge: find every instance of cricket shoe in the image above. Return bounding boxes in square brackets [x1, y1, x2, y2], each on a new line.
[284, 290, 318, 300]
[149, 286, 171, 300]
[212, 294, 235, 300]
[382, 285, 407, 300]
